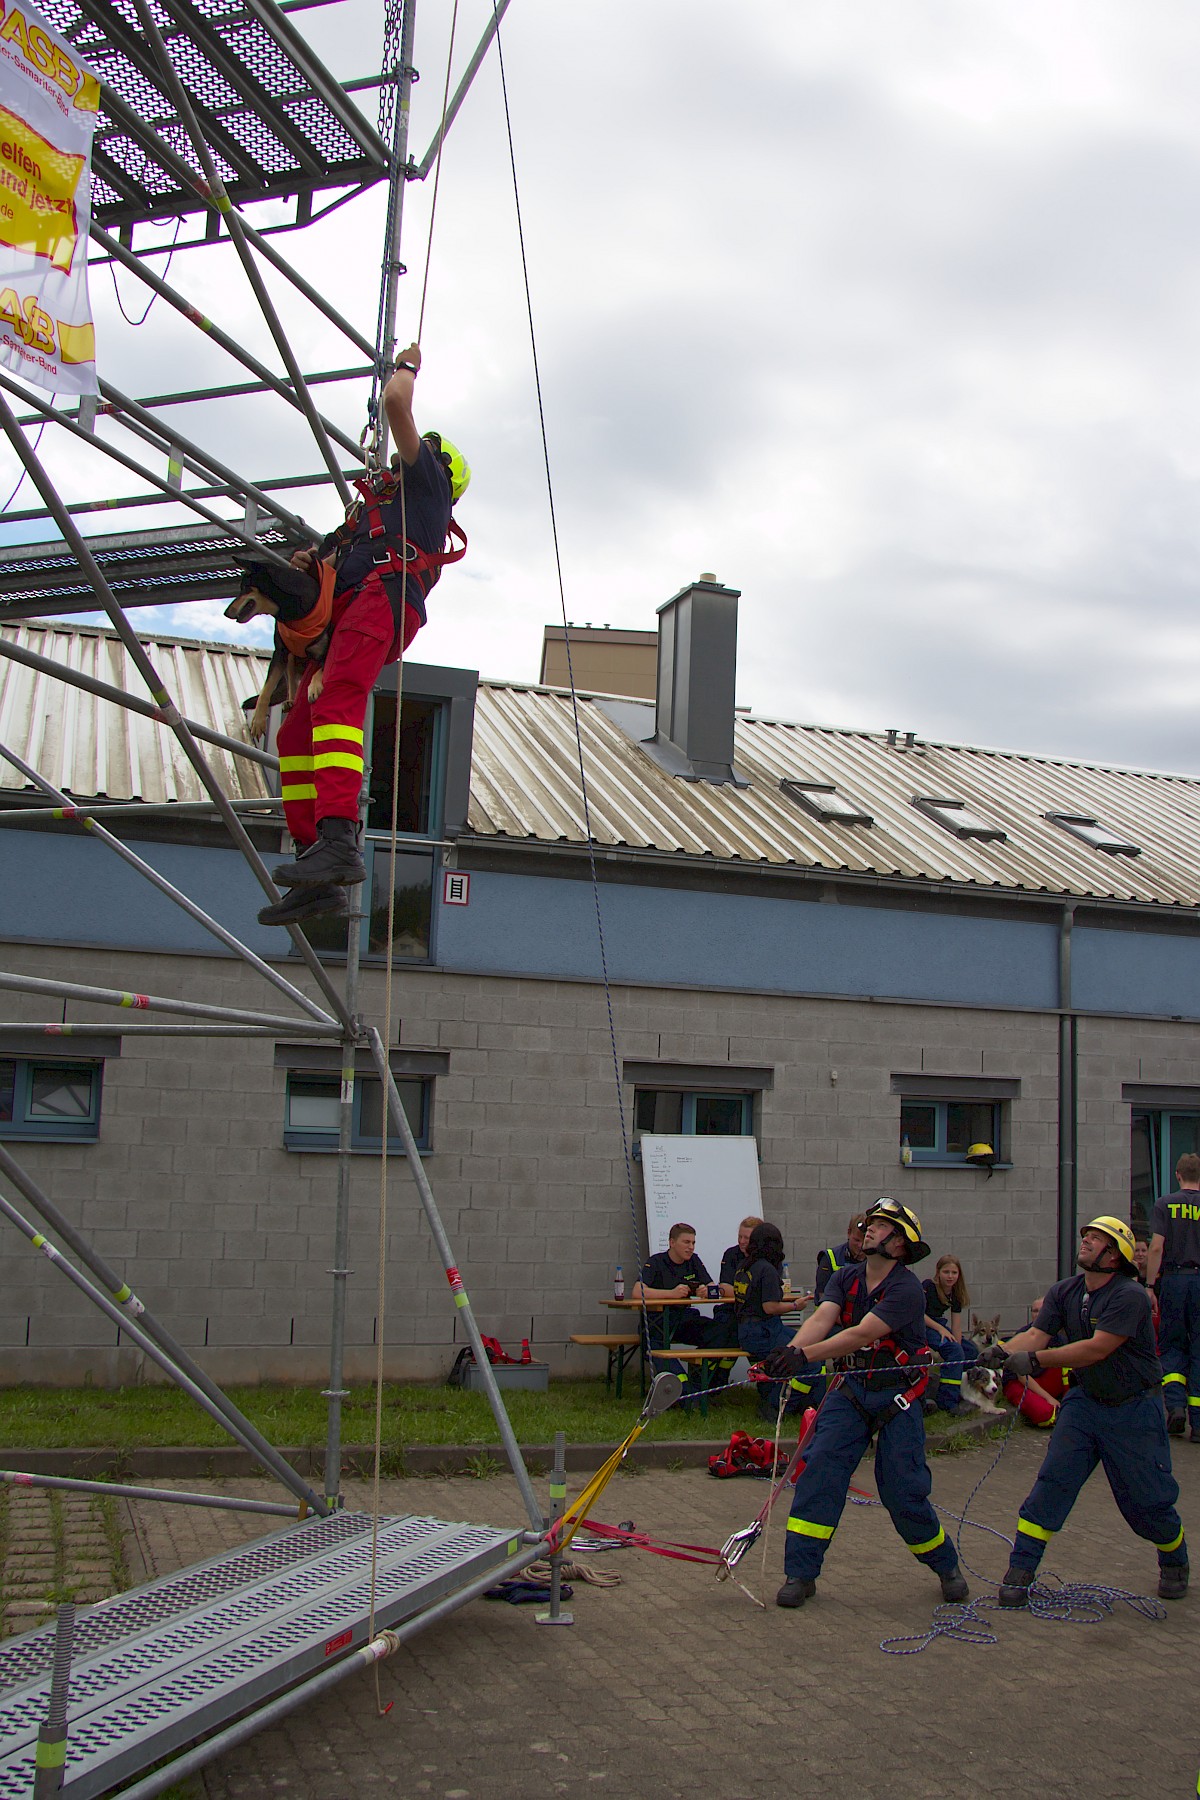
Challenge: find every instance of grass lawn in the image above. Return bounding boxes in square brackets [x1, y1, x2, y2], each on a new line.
[0, 1379, 989, 1454]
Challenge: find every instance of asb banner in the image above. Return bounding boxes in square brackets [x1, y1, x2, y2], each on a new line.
[0, 0, 100, 395]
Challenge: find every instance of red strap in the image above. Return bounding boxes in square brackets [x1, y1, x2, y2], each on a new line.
[555, 1518, 723, 1565]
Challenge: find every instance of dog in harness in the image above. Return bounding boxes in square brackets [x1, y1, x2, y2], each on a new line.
[229, 344, 470, 929]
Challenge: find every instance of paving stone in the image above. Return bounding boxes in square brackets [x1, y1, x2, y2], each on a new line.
[76, 1436, 1199, 1799]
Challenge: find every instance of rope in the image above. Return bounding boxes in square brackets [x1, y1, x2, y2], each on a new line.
[109, 216, 181, 327]
[489, 0, 649, 1363]
[416, 0, 460, 344]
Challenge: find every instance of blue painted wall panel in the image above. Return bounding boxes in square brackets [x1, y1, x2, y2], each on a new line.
[1073, 925, 1200, 1021]
[437, 870, 1061, 1008]
[0, 830, 279, 957]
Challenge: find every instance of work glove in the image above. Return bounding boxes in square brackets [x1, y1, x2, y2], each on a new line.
[761, 1347, 815, 1380]
[975, 1344, 1009, 1372]
[1003, 1350, 1043, 1380]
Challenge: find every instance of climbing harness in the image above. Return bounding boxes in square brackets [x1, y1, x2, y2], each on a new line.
[320, 466, 467, 631]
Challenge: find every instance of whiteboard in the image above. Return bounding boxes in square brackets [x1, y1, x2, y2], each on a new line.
[640, 1135, 764, 1281]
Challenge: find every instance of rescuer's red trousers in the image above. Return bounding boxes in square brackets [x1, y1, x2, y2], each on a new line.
[276, 572, 421, 846]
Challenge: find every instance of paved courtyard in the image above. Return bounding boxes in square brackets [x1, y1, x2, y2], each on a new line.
[83, 1429, 1199, 1799]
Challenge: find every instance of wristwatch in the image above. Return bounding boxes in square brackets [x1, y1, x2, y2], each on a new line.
[394, 360, 418, 373]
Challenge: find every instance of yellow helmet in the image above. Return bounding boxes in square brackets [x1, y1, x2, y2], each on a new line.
[425, 431, 471, 502]
[1082, 1215, 1137, 1267]
[862, 1198, 931, 1265]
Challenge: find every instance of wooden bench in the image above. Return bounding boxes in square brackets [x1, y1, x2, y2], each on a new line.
[648, 1346, 743, 1418]
[569, 1333, 643, 1399]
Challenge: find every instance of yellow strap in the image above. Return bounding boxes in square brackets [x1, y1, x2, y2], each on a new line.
[279, 755, 315, 772]
[1017, 1518, 1055, 1543]
[907, 1526, 945, 1557]
[1157, 1526, 1185, 1554]
[281, 783, 318, 802]
[786, 1516, 835, 1540]
[313, 723, 364, 744]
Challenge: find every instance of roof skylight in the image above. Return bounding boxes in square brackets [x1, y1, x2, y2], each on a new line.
[1046, 813, 1140, 857]
[781, 780, 874, 826]
[912, 796, 1006, 842]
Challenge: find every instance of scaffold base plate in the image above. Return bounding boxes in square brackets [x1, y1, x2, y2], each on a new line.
[0, 1509, 522, 1799]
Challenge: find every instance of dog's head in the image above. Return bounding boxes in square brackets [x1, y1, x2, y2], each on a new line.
[969, 1313, 1002, 1346]
[964, 1365, 1001, 1400]
[225, 556, 321, 628]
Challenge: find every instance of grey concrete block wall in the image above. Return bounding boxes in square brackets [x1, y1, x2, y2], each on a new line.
[0, 934, 1194, 1383]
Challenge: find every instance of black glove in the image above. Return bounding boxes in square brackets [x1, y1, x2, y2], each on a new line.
[761, 1347, 814, 1380]
[976, 1344, 1009, 1372]
[1003, 1350, 1043, 1380]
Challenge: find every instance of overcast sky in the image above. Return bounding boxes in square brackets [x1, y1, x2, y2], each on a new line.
[8, 1, 1200, 774]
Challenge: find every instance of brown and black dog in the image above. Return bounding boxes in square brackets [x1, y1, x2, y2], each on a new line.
[226, 551, 334, 742]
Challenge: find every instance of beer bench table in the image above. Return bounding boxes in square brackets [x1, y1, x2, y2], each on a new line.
[567, 1332, 642, 1397]
[647, 1347, 743, 1417]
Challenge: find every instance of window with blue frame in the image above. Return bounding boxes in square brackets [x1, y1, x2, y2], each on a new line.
[899, 1097, 1001, 1166]
[633, 1089, 755, 1139]
[284, 1070, 431, 1152]
[0, 1059, 103, 1141]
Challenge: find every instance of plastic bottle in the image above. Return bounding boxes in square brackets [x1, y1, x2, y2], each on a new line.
[901, 1135, 913, 1167]
[520, 1338, 532, 1365]
[782, 1261, 792, 1296]
[614, 1262, 625, 1300]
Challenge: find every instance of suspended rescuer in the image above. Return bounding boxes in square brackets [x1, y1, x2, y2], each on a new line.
[986, 1215, 1189, 1606]
[229, 344, 469, 927]
[763, 1199, 969, 1609]
[1145, 1152, 1200, 1441]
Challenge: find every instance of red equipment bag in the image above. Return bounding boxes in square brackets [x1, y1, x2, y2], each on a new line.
[708, 1431, 782, 1479]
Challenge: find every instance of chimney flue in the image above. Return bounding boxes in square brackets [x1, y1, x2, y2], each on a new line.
[654, 575, 741, 783]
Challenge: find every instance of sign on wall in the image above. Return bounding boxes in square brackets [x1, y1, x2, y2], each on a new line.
[0, 0, 100, 395]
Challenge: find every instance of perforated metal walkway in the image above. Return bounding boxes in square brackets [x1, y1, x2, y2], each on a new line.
[0, 1509, 522, 1799]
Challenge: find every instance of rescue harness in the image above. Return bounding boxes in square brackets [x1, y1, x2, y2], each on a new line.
[834, 1272, 933, 1438]
[322, 465, 467, 630]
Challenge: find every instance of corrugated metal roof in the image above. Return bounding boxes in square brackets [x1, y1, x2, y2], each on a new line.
[0, 622, 273, 805]
[468, 683, 1200, 910]
[2, 622, 1198, 909]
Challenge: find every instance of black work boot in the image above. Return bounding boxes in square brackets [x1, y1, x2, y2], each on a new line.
[273, 817, 366, 889]
[775, 1578, 816, 1609]
[1167, 1410, 1186, 1436]
[939, 1565, 969, 1603]
[258, 884, 349, 927]
[998, 1564, 1035, 1608]
[1158, 1562, 1189, 1601]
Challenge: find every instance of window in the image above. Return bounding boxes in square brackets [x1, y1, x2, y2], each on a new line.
[900, 1097, 1000, 1165]
[1129, 1104, 1200, 1237]
[284, 1071, 431, 1153]
[892, 1075, 1018, 1168]
[1046, 813, 1139, 857]
[633, 1089, 754, 1138]
[912, 796, 1006, 842]
[0, 1059, 102, 1141]
[781, 780, 873, 826]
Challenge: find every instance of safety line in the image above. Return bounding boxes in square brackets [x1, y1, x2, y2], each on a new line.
[490, 0, 649, 1357]
[110, 216, 182, 328]
[417, 0, 461, 342]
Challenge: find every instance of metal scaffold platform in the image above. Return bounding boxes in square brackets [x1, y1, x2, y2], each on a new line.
[0, 0, 554, 1793]
[0, 1511, 525, 1799]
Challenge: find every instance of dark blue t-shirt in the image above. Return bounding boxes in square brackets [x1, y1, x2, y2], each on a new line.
[331, 439, 453, 602]
[823, 1259, 927, 1359]
[1034, 1274, 1160, 1404]
[639, 1250, 712, 1294]
[735, 1258, 783, 1325]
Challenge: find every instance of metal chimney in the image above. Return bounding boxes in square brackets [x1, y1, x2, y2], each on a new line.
[654, 574, 741, 783]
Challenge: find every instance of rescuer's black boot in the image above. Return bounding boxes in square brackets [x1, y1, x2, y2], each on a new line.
[258, 883, 349, 927]
[1158, 1562, 1189, 1601]
[273, 817, 366, 888]
[775, 1578, 816, 1609]
[939, 1566, 969, 1603]
[998, 1565, 1035, 1608]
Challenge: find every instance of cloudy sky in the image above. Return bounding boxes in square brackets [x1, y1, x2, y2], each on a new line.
[8, 1, 1200, 773]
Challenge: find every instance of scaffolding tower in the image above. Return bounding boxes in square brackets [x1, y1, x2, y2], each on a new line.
[0, 2, 549, 1791]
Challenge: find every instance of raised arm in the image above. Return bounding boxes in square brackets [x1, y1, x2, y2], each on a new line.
[382, 341, 422, 467]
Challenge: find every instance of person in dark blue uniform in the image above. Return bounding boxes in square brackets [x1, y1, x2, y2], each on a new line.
[731, 1222, 798, 1419]
[634, 1223, 734, 1399]
[994, 1214, 1189, 1606]
[813, 1212, 866, 1303]
[1146, 1153, 1200, 1441]
[766, 1198, 968, 1610]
